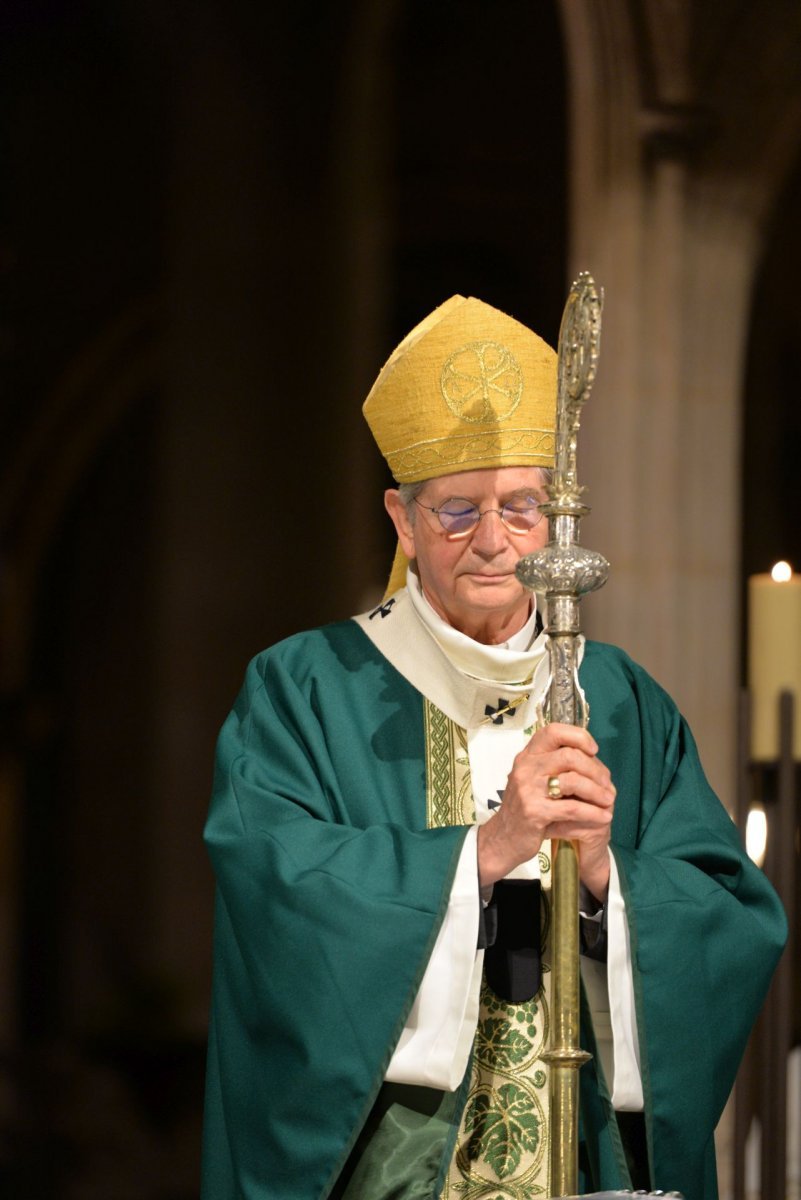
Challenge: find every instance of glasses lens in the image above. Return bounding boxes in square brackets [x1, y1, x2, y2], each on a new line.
[502, 496, 542, 532]
[437, 498, 480, 534]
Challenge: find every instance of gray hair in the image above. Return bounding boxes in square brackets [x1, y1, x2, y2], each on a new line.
[397, 468, 553, 521]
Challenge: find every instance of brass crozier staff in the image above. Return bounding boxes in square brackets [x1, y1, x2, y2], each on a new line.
[516, 272, 608, 1198]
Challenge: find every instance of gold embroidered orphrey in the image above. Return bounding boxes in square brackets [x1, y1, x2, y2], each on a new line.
[423, 700, 553, 1200]
[440, 341, 523, 424]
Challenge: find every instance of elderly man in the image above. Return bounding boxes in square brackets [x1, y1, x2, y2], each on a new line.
[201, 297, 786, 1200]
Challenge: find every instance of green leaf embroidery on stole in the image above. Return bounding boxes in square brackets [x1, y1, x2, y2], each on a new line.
[464, 1081, 541, 1179]
[423, 700, 552, 1200]
[476, 1018, 534, 1071]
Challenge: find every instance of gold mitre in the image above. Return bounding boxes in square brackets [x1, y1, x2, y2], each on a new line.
[363, 295, 557, 483]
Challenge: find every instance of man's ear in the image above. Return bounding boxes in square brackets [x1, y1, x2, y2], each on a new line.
[384, 490, 416, 559]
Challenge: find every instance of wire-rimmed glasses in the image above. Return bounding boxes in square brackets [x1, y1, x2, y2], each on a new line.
[413, 494, 544, 538]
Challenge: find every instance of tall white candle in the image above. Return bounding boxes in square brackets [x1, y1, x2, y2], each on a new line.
[748, 562, 801, 759]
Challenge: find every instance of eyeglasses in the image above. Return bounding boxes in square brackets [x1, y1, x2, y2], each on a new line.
[413, 494, 544, 538]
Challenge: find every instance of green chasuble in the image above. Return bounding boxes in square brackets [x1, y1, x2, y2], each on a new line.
[202, 619, 786, 1200]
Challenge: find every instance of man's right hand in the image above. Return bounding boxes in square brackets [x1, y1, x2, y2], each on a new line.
[476, 722, 616, 902]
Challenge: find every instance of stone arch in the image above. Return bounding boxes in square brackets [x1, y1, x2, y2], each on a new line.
[558, 0, 801, 798]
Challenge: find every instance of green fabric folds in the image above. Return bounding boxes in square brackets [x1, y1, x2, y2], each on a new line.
[202, 625, 469, 1200]
[579, 641, 787, 1196]
[202, 623, 786, 1200]
[332, 1081, 470, 1199]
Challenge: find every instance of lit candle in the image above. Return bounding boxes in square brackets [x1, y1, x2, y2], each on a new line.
[745, 803, 767, 866]
[748, 562, 801, 759]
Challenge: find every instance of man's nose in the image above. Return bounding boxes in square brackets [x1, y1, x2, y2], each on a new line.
[468, 509, 509, 552]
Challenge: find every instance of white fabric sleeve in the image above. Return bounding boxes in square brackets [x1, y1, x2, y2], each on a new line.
[607, 851, 644, 1110]
[385, 827, 483, 1091]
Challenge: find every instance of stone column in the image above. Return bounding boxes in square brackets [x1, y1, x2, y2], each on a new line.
[559, 0, 801, 804]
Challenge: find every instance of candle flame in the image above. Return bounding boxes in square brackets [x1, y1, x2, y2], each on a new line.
[771, 561, 792, 583]
[745, 804, 767, 868]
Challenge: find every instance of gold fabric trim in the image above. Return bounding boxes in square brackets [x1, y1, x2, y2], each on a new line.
[388, 429, 556, 483]
[423, 699, 552, 1199]
[424, 701, 462, 828]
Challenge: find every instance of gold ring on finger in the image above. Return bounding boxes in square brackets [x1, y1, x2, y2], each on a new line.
[547, 775, 561, 800]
